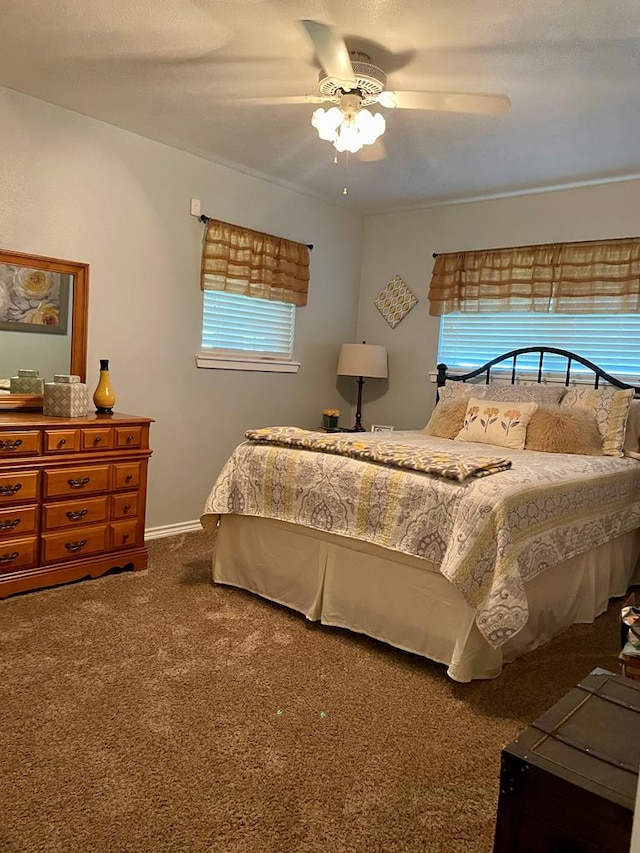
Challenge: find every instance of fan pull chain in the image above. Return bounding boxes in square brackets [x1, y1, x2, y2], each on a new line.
[342, 152, 350, 195]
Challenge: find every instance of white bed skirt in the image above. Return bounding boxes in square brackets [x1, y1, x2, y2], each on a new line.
[212, 515, 640, 682]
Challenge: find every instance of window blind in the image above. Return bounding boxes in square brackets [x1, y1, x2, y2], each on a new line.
[201, 291, 295, 359]
[438, 313, 640, 380]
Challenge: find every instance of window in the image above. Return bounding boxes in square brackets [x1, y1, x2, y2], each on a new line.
[197, 217, 309, 372]
[437, 312, 640, 380]
[197, 291, 298, 372]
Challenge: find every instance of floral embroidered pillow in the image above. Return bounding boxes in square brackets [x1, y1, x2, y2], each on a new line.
[560, 386, 634, 456]
[454, 397, 538, 450]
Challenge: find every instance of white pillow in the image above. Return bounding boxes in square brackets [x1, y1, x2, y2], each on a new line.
[454, 397, 538, 451]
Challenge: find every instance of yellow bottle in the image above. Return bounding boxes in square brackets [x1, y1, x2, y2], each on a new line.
[93, 359, 116, 414]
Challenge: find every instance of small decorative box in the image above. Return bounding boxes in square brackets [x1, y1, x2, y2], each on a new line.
[9, 369, 45, 395]
[43, 376, 88, 418]
[53, 375, 81, 384]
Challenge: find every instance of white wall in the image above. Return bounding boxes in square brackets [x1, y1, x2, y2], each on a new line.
[358, 181, 640, 430]
[0, 87, 363, 530]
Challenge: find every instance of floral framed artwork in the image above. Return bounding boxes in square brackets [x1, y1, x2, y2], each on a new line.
[0, 260, 70, 335]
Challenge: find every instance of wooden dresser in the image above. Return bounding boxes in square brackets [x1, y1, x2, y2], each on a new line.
[0, 411, 152, 598]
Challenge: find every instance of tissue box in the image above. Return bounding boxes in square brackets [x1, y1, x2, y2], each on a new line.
[10, 369, 44, 395]
[43, 376, 88, 418]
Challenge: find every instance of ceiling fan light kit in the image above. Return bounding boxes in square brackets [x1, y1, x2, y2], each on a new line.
[312, 93, 385, 154]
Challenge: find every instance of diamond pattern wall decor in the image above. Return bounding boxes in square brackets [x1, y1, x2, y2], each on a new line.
[374, 275, 418, 329]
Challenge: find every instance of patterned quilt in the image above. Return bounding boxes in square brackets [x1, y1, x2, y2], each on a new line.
[244, 426, 511, 481]
[202, 430, 640, 648]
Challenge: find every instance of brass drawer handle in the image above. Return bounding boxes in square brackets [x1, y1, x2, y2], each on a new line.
[68, 477, 90, 489]
[0, 551, 19, 563]
[66, 509, 88, 520]
[0, 439, 23, 451]
[126, 434, 134, 444]
[0, 483, 22, 496]
[0, 518, 20, 530]
[123, 503, 131, 513]
[57, 438, 67, 448]
[93, 436, 102, 445]
[65, 539, 87, 552]
[122, 533, 130, 543]
[125, 474, 133, 483]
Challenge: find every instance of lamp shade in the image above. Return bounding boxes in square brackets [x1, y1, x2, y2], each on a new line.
[337, 343, 388, 379]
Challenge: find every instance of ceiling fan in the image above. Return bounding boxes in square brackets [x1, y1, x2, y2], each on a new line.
[240, 20, 511, 159]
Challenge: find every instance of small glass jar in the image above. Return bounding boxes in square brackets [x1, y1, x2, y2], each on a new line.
[322, 409, 340, 430]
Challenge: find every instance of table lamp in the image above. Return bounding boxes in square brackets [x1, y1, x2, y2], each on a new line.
[337, 342, 388, 432]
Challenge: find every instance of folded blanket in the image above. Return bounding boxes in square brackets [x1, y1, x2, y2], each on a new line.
[245, 426, 511, 482]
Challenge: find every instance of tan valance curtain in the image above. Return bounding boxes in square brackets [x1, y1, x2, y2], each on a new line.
[428, 237, 640, 315]
[201, 218, 310, 306]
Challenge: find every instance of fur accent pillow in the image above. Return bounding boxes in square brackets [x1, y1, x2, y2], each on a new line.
[525, 404, 603, 455]
[423, 399, 469, 439]
[454, 398, 538, 450]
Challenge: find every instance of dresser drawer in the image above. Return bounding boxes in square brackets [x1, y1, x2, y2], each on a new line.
[110, 519, 140, 550]
[112, 462, 141, 490]
[115, 427, 142, 449]
[0, 505, 37, 538]
[43, 465, 110, 499]
[43, 496, 109, 531]
[0, 471, 39, 505]
[81, 428, 114, 451]
[0, 535, 37, 573]
[41, 525, 108, 565]
[45, 429, 81, 453]
[0, 431, 41, 457]
[112, 493, 138, 519]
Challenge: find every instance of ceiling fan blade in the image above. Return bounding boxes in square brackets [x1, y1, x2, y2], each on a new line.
[378, 90, 511, 115]
[230, 95, 330, 106]
[300, 19, 357, 90]
[357, 139, 387, 162]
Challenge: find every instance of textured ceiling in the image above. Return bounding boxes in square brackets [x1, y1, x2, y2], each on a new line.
[1, 0, 640, 213]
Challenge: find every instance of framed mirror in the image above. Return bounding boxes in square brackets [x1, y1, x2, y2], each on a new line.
[0, 249, 89, 411]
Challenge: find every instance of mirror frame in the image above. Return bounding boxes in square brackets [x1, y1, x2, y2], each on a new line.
[0, 249, 89, 411]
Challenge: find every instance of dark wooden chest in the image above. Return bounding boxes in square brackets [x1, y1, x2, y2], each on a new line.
[493, 668, 640, 853]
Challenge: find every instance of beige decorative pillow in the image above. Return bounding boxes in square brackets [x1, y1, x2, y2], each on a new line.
[560, 386, 634, 456]
[423, 399, 468, 439]
[455, 398, 538, 450]
[624, 399, 640, 458]
[481, 383, 564, 404]
[437, 379, 563, 406]
[525, 405, 603, 455]
[437, 380, 482, 405]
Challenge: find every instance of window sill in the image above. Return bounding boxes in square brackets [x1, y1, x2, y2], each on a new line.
[196, 354, 300, 373]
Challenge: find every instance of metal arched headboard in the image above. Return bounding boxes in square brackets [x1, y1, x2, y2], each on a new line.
[436, 346, 640, 399]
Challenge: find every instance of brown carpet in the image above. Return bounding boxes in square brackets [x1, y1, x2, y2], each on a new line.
[0, 530, 625, 853]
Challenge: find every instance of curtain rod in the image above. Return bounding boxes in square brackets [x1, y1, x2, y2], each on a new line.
[432, 235, 639, 260]
[198, 214, 313, 250]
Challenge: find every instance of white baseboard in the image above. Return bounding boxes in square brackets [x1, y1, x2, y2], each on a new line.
[144, 519, 203, 540]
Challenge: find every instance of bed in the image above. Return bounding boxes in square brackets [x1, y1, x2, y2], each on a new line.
[201, 347, 640, 682]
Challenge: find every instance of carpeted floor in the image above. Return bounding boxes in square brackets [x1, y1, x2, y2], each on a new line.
[0, 530, 626, 853]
